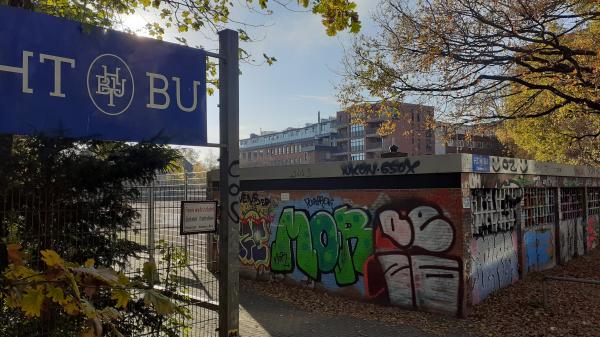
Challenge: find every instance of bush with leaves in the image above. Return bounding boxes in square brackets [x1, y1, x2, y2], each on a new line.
[0, 137, 185, 337]
[0, 246, 186, 337]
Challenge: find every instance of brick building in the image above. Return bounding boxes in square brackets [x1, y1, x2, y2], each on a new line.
[332, 103, 436, 161]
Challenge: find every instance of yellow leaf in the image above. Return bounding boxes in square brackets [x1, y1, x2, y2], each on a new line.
[63, 296, 80, 316]
[21, 287, 45, 317]
[41, 250, 64, 268]
[84, 258, 95, 268]
[65, 271, 81, 299]
[111, 289, 130, 309]
[81, 299, 97, 319]
[142, 262, 157, 284]
[144, 289, 176, 315]
[117, 272, 129, 286]
[5, 265, 38, 279]
[7, 243, 23, 265]
[46, 285, 65, 304]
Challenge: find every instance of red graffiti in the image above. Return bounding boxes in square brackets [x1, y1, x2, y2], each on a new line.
[240, 213, 274, 226]
[587, 217, 598, 250]
[240, 212, 273, 268]
[363, 204, 463, 316]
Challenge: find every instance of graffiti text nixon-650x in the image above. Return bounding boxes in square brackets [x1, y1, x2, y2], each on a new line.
[0, 6, 207, 145]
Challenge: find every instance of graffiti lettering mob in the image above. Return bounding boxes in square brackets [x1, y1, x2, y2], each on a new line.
[270, 206, 372, 286]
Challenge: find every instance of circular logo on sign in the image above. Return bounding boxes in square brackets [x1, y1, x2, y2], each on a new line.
[86, 54, 135, 116]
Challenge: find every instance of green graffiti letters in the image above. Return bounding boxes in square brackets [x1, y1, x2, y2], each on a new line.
[270, 205, 372, 286]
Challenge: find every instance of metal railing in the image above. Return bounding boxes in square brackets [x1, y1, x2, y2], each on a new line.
[542, 275, 600, 307]
[128, 171, 219, 336]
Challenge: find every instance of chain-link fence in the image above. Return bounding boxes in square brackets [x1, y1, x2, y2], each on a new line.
[0, 172, 219, 337]
[127, 172, 219, 337]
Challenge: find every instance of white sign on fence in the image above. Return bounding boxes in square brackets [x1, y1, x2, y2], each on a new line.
[180, 201, 217, 234]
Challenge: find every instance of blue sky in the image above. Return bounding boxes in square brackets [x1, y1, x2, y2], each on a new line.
[125, 0, 379, 157]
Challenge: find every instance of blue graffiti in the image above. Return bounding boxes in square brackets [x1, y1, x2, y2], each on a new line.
[524, 227, 554, 272]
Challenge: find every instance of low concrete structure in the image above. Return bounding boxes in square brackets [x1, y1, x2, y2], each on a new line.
[208, 154, 600, 317]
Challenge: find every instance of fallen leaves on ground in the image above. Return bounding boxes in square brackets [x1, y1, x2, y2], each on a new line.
[240, 278, 475, 336]
[241, 248, 600, 337]
[470, 248, 600, 337]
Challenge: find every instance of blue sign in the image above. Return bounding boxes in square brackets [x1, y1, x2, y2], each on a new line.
[0, 6, 207, 145]
[472, 154, 490, 172]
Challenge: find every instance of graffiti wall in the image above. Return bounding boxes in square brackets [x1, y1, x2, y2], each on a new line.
[559, 188, 585, 263]
[523, 225, 555, 273]
[470, 231, 519, 305]
[520, 188, 557, 273]
[235, 184, 600, 316]
[469, 188, 520, 305]
[238, 189, 465, 315]
[270, 204, 372, 288]
[364, 202, 463, 316]
[239, 193, 278, 271]
[586, 215, 599, 251]
[559, 219, 585, 263]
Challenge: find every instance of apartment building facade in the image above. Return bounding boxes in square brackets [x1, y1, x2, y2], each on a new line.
[239, 116, 337, 168]
[332, 103, 436, 161]
[240, 103, 506, 167]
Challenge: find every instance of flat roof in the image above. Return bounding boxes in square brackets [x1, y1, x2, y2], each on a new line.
[209, 154, 600, 181]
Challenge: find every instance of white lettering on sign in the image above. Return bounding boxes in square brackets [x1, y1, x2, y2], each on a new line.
[39, 54, 75, 98]
[0, 50, 202, 115]
[181, 201, 217, 234]
[146, 72, 170, 109]
[147, 73, 202, 112]
[0, 51, 34, 94]
[172, 76, 201, 112]
[96, 66, 126, 106]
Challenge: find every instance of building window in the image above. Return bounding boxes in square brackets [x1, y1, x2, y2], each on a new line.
[350, 138, 364, 152]
[351, 153, 365, 161]
[350, 124, 365, 137]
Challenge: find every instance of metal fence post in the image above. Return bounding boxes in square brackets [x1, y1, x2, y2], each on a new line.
[184, 173, 189, 256]
[542, 277, 548, 307]
[148, 182, 156, 269]
[218, 29, 240, 337]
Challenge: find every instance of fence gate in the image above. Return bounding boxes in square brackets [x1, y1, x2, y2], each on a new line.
[126, 172, 219, 336]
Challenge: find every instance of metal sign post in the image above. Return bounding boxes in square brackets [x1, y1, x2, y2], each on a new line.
[217, 29, 240, 337]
